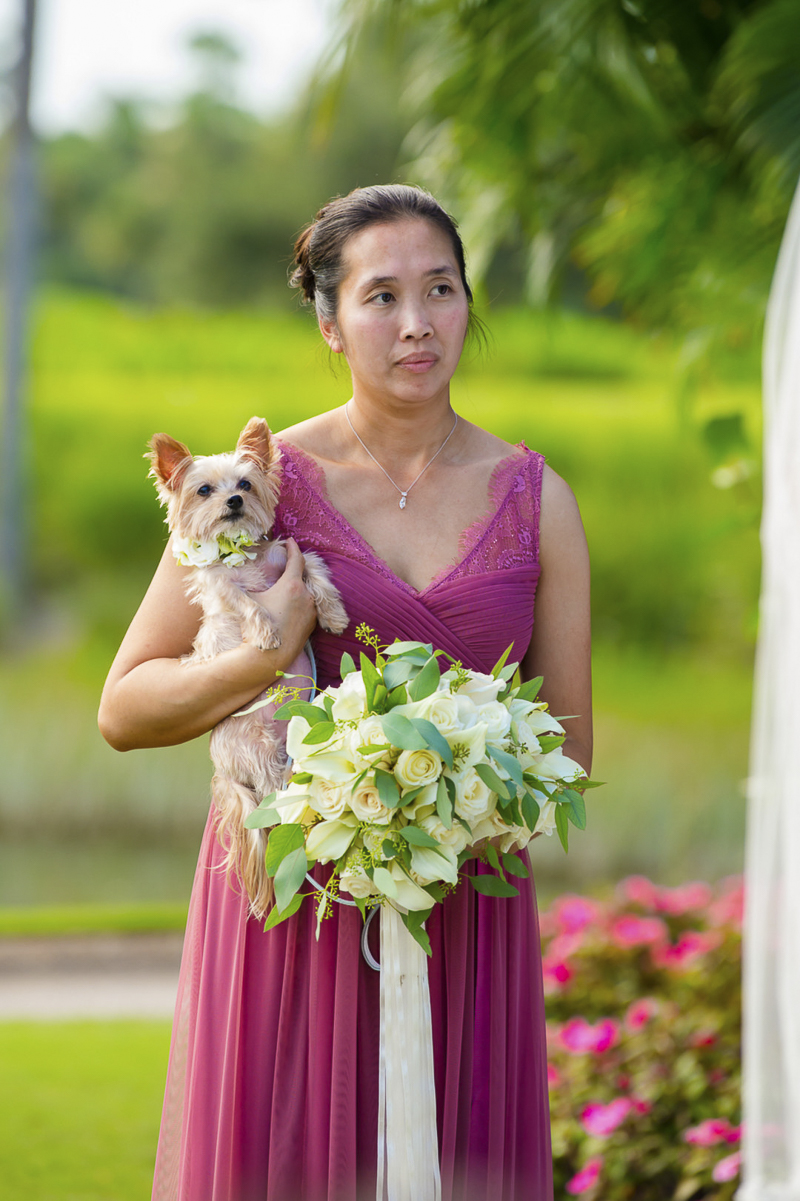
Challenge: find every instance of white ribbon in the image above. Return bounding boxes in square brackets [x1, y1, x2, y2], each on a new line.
[376, 904, 441, 1201]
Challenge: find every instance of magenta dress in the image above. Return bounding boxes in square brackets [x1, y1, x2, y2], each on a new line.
[152, 442, 553, 1201]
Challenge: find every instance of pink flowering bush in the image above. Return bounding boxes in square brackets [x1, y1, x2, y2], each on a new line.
[543, 875, 742, 1199]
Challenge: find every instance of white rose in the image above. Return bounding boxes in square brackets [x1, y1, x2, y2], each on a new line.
[446, 722, 487, 773]
[453, 694, 480, 729]
[339, 858, 380, 898]
[409, 843, 458, 886]
[419, 813, 470, 856]
[352, 715, 392, 768]
[308, 777, 350, 820]
[306, 818, 358, 863]
[349, 779, 393, 825]
[499, 825, 531, 854]
[395, 748, 442, 790]
[452, 767, 495, 823]
[456, 672, 505, 707]
[415, 692, 462, 734]
[480, 700, 513, 743]
[330, 672, 368, 722]
[533, 799, 558, 836]
[173, 536, 220, 567]
[471, 808, 508, 843]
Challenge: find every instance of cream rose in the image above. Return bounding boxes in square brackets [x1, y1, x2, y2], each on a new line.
[481, 700, 513, 743]
[339, 858, 380, 898]
[419, 812, 470, 857]
[349, 779, 393, 825]
[395, 748, 442, 790]
[452, 767, 495, 823]
[308, 777, 350, 820]
[455, 672, 505, 707]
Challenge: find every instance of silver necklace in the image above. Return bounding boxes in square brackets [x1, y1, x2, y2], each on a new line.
[345, 404, 459, 509]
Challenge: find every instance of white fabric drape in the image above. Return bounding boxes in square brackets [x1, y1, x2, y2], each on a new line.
[738, 181, 800, 1201]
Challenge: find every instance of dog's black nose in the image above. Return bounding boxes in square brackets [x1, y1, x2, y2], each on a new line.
[227, 495, 244, 510]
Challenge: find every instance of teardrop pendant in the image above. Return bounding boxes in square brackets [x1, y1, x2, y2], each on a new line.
[399, 494, 407, 509]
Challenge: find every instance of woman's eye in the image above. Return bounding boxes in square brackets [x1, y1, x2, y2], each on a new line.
[372, 291, 394, 305]
[237, 479, 252, 492]
[197, 484, 212, 497]
[432, 283, 452, 297]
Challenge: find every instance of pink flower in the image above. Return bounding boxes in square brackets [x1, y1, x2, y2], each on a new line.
[655, 882, 713, 914]
[618, 875, 659, 908]
[559, 1017, 620, 1054]
[543, 959, 573, 992]
[566, 1156, 603, 1195]
[548, 931, 585, 960]
[708, 877, 745, 929]
[547, 1062, 561, 1087]
[611, 915, 668, 948]
[581, 1098, 632, 1137]
[554, 895, 602, 932]
[652, 930, 721, 970]
[632, 1096, 652, 1115]
[683, 1118, 737, 1146]
[625, 997, 659, 1030]
[690, 1028, 717, 1048]
[712, 1151, 742, 1183]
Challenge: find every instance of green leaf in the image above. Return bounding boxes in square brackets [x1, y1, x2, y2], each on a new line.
[340, 651, 356, 678]
[537, 734, 565, 753]
[399, 907, 433, 956]
[291, 773, 313, 784]
[354, 895, 367, 920]
[274, 846, 308, 912]
[399, 785, 425, 806]
[356, 742, 393, 756]
[470, 874, 519, 898]
[274, 700, 329, 725]
[383, 658, 418, 690]
[322, 695, 334, 719]
[381, 711, 428, 751]
[485, 842, 504, 876]
[521, 792, 541, 832]
[398, 826, 440, 849]
[385, 684, 409, 709]
[372, 866, 397, 897]
[408, 655, 441, 701]
[424, 881, 446, 903]
[514, 676, 543, 703]
[265, 823, 305, 877]
[581, 778, 605, 789]
[565, 790, 587, 830]
[243, 806, 281, 829]
[263, 891, 304, 930]
[375, 768, 402, 808]
[502, 853, 530, 878]
[301, 721, 336, 745]
[382, 838, 397, 858]
[372, 683, 388, 713]
[498, 663, 518, 682]
[361, 652, 381, 709]
[486, 744, 524, 788]
[474, 761, 515, 800]
[555, 805, 570, 852]
[409, 718, 453, 768]
[385, 641, 433, 657]
[436, 776, 453, 828]
[491, 644, 515, 678]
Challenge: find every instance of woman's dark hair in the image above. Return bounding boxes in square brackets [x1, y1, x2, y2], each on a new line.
[290, 184, 477, 332]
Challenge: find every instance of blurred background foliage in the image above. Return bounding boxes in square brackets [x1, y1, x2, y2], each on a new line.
[1, 0, 796, 906]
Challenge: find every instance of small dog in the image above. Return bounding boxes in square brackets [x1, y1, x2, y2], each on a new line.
[148, 417, 348, 918]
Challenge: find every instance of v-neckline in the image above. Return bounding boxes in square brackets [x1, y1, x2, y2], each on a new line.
[275, 438, 529, 598]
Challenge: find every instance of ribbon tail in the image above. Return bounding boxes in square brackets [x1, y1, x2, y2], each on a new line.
[376, 904, 441, 1201]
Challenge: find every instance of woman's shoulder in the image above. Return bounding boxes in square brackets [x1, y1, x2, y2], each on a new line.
[539, 463, 586, 559]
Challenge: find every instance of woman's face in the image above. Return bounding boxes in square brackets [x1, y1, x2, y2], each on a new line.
[320, 218, 470, 410]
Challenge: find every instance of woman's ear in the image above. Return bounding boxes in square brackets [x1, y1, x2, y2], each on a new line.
[318, 316, 344, 355]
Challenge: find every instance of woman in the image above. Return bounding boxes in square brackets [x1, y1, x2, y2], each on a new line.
[99, 184, 592, 1201]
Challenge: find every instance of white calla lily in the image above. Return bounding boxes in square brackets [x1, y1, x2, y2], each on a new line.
[409, 843, 458, 886]
[388, 862, 434, 911]
[305, 819, 358, 864]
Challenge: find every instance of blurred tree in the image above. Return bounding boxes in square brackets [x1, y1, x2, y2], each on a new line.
[37, 26, 410, 307]
[330, 0, 800, 360]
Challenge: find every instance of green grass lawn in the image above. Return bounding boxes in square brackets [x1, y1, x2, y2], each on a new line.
[0, 290, 760, 900]
[0, 1021, 170, 1200]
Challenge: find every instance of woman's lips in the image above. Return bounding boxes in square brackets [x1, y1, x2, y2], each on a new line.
[396, 355, 437, 373]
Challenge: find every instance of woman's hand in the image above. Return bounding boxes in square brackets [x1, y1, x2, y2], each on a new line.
[98, 539, 318, 752]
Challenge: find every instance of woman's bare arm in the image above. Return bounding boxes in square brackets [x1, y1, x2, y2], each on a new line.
[98, 538, 318, 751]
[523, 465, 592, 776]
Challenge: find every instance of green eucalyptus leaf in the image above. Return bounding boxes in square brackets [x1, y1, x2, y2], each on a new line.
[274, 701, 328, 725]
[485, 842, 503, 875]
[382, 838, 397, 858]
[375, 768, 402, 808]
[537, 734, 566, 753]
[514, 676, 544, 703]
[340, 651, 356, 678]
[399, 826, 440, 849]
[385, 684, 409, 709]
[436, 776, 453, 828]
[301, 721, 336, 745]
[502, 853, 530, 878]
[243, 806, 281, 830]
[381, 711, 428, 751]
[385, 641, 433, 657]
[399, 909, 432, 956]
[521, 792, 541, 832]
[486, 744, 524, 788]
[408, 656, 441, 702]
[566, 791, 587, 830]
[474, 761, 514, 800]
[409, 718, 453, 768]
[470, 874, 519, 898]
[265, 823, 305, 878]
[555, 804, 570, 852]
[273, 846, 308, 912]
[263, 891, 304, 930]
[361, 652, 381, 709]
[383, 658, 418, 690]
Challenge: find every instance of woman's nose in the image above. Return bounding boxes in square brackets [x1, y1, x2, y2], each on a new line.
[399, 302, 433, 340]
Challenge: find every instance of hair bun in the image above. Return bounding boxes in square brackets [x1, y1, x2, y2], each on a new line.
[289, 225, 316, 303]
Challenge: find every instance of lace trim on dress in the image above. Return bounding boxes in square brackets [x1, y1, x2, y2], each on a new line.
[273, 439, 544, 595]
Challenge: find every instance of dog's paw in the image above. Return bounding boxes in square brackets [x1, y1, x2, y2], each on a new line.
[317, 594, 349, 635]
[243, 613, 281, 651]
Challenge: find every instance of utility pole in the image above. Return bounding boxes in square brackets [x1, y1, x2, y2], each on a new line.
[1, 0, 38, 630]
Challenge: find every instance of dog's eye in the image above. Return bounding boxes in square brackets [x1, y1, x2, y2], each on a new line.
[197, 484, 213, 497]
[236, 479, 252, 492]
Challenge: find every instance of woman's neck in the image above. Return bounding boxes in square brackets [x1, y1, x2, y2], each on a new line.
[344, 397, 459, 466]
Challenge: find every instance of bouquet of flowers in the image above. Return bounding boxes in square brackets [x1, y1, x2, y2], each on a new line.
[245, 625, 595, 952]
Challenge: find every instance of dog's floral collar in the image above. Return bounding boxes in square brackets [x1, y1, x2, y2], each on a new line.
[172, 530, 258, 568]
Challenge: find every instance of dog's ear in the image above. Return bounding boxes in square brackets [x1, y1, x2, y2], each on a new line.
[147, 433, 193, 491]
[236, 417, 274, 469]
